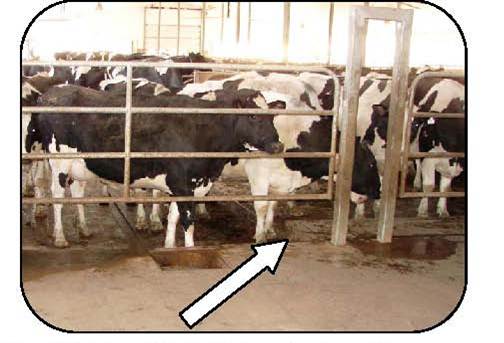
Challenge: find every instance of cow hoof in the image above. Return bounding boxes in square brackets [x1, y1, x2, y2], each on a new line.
[265, 229, 277, 240]
[54, 238, 69, 248]
[79, 225, 92, 238]
[135, 219, 149, 231]
[254, 233, 267, 244]
[288, 207, 305, 217]
[150, 220, 164, 232]
[417, 211, 429, 218]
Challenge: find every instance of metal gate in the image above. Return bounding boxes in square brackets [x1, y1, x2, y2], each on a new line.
[399, 70, 466, 198]
[21, 61, 340, 206]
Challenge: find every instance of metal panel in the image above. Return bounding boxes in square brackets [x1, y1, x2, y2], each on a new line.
[22, 61, 340, 208]
[399, 70, 465, 198]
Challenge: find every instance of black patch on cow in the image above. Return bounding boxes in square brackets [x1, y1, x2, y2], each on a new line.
[58, 173, 72, 188]
[359, 79, 373, 96]
[299, 92, 315, 109]
[377, 80, 387, 93]
[267, 100, 286, 109]
[318, 79, 335, 110]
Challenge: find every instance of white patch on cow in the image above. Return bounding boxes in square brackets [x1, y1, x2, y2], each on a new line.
[154, 83, 170, 96]
[253, 94, 268, 109]
[155, 66, 169, 75]
[350, 192, 368, 204]
[200, 91, 216, 101]
[74, 66, 91, 81]
[178, 80, 226, 96]
[134, 78, 149, 89]
[243, 143, 259, 151]
[194, 180, 213, 198]
[111, 66, 125, 79]
[99, 75, 127, 90]
[131, 174, 172, 194]
[48, 66, 54, 77]
[354, 77, 391, 137]
[22, 82, 41, 99]
[427, 117, 435, 124]
[417, 79, 464, 113]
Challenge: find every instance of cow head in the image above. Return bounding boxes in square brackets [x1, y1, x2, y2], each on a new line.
[350, 141, 381, 201]
[363, 104, 389, 146]
[231, 89, 284, 154]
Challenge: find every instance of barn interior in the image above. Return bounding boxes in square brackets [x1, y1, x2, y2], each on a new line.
[21, 2, 465, 332]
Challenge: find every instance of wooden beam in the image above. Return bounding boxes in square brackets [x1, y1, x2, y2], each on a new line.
[200, 2, 206, 53]
[247, 2, 252, 44]
[236, 2, 241, 44]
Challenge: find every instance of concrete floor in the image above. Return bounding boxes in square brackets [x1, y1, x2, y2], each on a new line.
[21, 178, 465, 331]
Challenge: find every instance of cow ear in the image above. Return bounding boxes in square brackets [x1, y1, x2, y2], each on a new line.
[372, 104, 387, 116]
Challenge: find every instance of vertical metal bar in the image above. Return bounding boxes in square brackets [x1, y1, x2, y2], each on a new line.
[327, 2, 334, 65]
[220, 2, 225, 44]
[283, 2, 291, 63]
[331, 8, 366, 246]
[157, 2, 162, 54]
[177, 2, 181, 55]
[143, 7, 147, 51]
[200, 2, 206, 53]
[377, 13, 414, 243]
[247, 2, 252, 44]
[123, 65, 133, 198]
[400, 84, 415, 196]
[236, 2, 241, 44]
[326, 76, 340, 198]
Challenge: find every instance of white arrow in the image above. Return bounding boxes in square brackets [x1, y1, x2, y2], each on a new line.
[179, 239, 289, 329]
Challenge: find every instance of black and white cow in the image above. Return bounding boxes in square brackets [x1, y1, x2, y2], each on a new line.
[26, 84, 283, 248]
[361, 77, 465, 217]
[178, 72, 381, 242]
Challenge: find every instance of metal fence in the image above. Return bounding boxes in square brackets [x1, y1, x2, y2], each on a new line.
[21, 61, 340, 205]
[399, 70, 465, 198]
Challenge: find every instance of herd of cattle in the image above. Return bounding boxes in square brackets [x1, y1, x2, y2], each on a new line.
[22, 52, 465, 249]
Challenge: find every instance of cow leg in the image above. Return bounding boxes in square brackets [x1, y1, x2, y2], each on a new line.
[31, 160, 48, 220]
[70, 180, 91, 238]
[413, 159, 422, 189]
[178, 202, 195, 248]
[165, 202, 179, 248]
[354, 203, 365, 220]
[418, 159, 436, 217]
[149, 189, 164, 232]
[264, 201, 277, 238]
[436, 175, 451, 217]
[250, 179, 270, 243]
[135, 202, 148, 231]
[49, 167, 69, 248]
[195, 203, 210, 219]
[99, 183, 109, 206]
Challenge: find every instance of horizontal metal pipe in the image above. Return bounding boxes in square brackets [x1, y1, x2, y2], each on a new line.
[400, 191, 465, 198]
[22, 106, 333, 116]
[22, 151, 334, 160]
[22, 193, 332, 204]
[412, 112, 464, 119]
[22, 61, 335, 74]
[407, 152, 465, 158]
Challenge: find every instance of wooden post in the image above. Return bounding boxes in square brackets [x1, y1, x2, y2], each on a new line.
[327, 2, 334, 65]
[331, 7, 366, 246]
[283, 2, 291, 63]
[377, 12, 414, 243]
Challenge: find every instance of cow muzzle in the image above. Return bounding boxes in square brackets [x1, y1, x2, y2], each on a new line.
[265, 141, 285, 154]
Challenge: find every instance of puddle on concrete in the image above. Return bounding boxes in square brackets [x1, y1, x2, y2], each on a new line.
[349, 235, 458, 260]
[150, 247, 225, 269]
